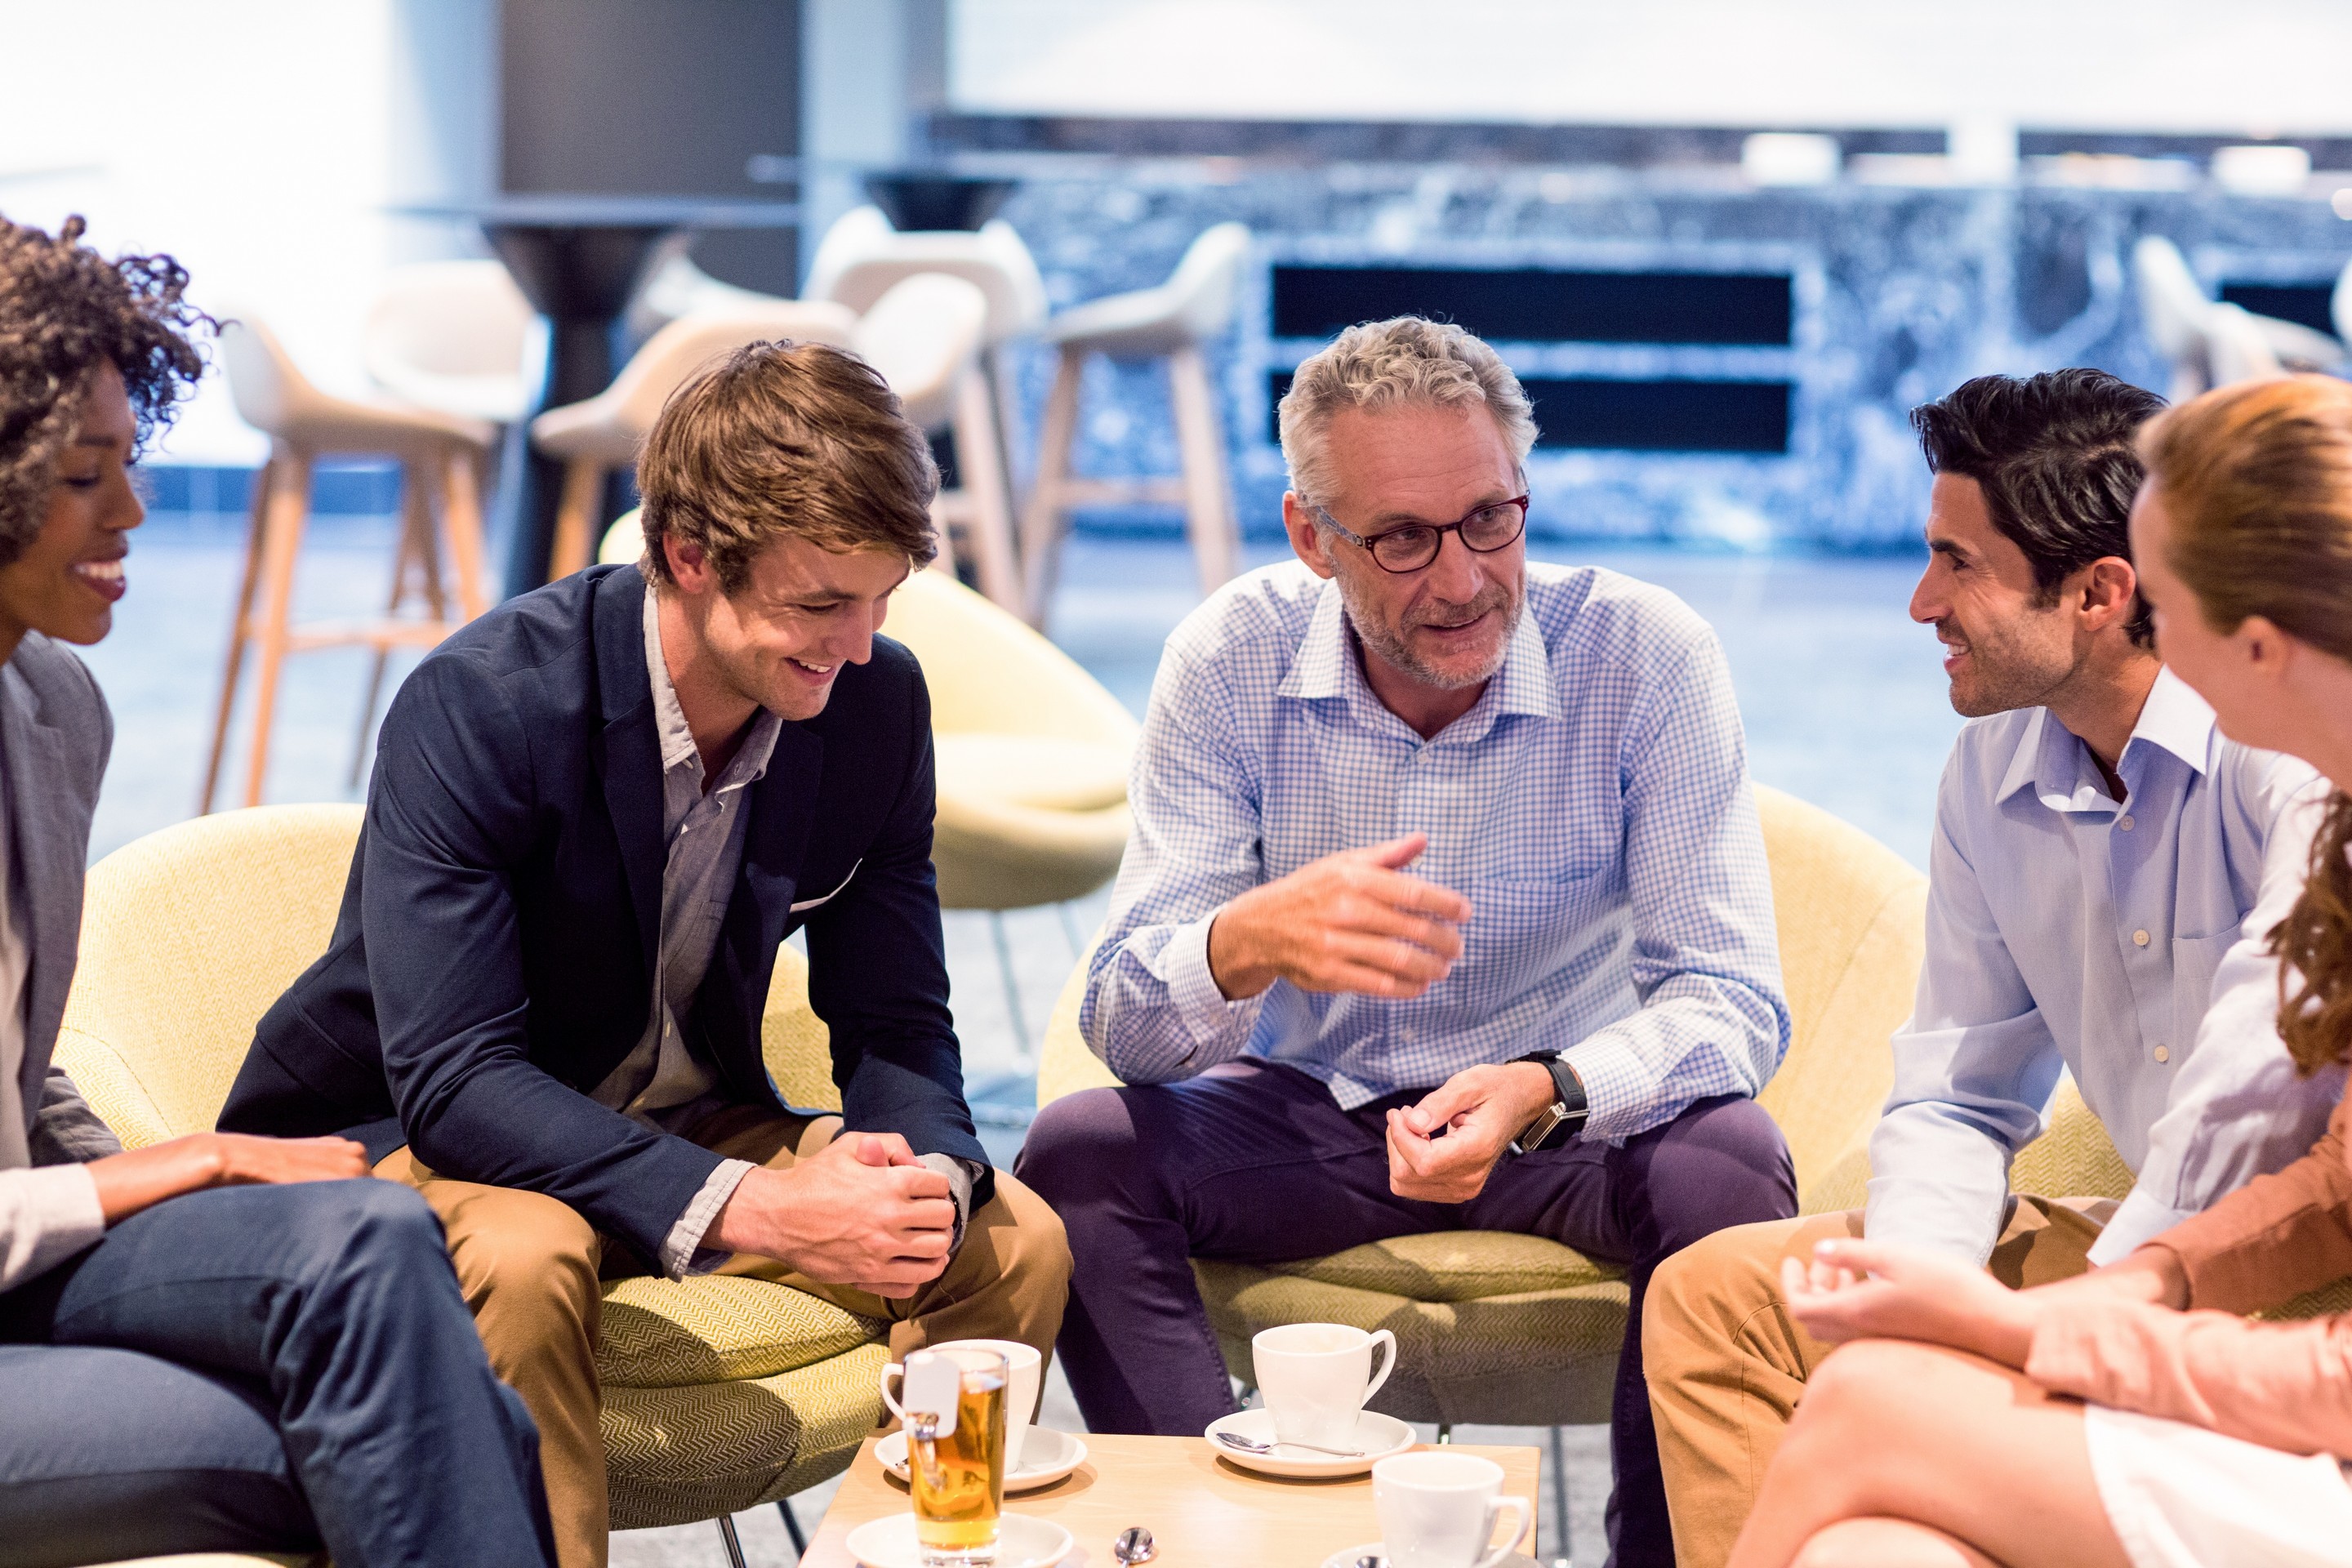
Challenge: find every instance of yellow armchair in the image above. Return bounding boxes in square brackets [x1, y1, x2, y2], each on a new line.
[51, 805, 888, 1542]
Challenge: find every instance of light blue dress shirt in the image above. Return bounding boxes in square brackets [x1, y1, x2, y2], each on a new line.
[1866, 667, 2342, 1267]
[1082, 561, 1789, 1140]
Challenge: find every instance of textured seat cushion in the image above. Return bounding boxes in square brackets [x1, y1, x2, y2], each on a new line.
[604, 1341, 892, 1530]
[596, 1276, 885, 1389]
[1256, 1231, 1623, 1302]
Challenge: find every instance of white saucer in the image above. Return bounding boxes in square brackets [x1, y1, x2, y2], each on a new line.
[1204, 1407, 1419, 1479]
[1321, 1545, 1539, 1568]
[877, 1427, 1089, 1493]
[844, 1511, 1072, 1568]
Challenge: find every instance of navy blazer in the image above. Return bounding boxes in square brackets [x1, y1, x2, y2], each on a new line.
[219, 564, 987, 1263]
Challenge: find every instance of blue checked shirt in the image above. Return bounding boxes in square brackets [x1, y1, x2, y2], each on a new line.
[1081, 561, 1790, 1140]
[1867, 669, 2341, 1267]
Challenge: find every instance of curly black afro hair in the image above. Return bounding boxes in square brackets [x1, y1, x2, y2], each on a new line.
[0, 213, 209, 566]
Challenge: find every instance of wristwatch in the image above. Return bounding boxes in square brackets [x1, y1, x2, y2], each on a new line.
[1509, 1053, 1589, 1153]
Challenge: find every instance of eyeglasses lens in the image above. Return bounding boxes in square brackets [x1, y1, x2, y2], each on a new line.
[1462, 504, 1525, 549]
[1370, 528, 1438, 571]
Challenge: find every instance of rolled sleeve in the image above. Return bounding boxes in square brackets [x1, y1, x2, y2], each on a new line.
[662, 1157, 756, 1278]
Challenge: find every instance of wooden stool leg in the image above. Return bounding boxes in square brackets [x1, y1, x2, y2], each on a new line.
[547, 457, 603, 582]
[1019, 346, 1085, 628]
[984, 343, 1031, 517]
[350, 465, 432, 787]
[439, 444, 490, 619]
[241, 451, 314, 808]
[199, 455, 275, 814]
[1168, 344, 1239, 595]
[952, 367, 1025, 617]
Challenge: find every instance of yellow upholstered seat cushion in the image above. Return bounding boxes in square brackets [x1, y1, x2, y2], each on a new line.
[933, 733, 1131, 812]
[596, 1276, 883, 1388]
[1259, 1231, 1622, 1302]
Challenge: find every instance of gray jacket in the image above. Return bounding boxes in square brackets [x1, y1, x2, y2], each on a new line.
[0, 633, 120, 1294]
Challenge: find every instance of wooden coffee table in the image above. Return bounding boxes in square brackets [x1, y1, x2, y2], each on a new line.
[801, 1432, 1541, 1566]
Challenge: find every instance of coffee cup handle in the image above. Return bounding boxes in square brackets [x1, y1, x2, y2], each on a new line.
[1472, 1495, 1532, 1568]
[1361, 1328, 1397, 1404]
[880, 1361, 907, 1425]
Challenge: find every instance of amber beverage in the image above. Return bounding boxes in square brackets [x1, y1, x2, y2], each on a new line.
[904, 1348, 1009, 1567]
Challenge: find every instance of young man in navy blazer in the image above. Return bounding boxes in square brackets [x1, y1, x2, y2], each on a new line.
[220, 341, 1071, 1568]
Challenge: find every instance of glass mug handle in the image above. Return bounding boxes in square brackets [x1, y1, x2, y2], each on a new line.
[1361, 1328, 1399, 1403]
[1472, 1495, 1533, 1568]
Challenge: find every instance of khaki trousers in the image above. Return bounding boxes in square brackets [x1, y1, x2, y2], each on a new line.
[381, 1107, 1071, 1568]
[1642, 1195, 2113, 1568]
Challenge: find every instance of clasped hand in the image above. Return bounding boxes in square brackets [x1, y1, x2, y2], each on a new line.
[705, 1131, 955, 1299]
[1385, 1061, 1558, 1204]
[1781, 1237, 2044, 1368]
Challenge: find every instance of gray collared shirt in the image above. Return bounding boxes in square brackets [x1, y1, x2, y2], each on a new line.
[597, 587, 970, 1276]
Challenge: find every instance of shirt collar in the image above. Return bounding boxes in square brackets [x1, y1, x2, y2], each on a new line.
[642, 586, 782, 791]
[1994, 665, 2214, 811]
[1275, 577, 1560, 728]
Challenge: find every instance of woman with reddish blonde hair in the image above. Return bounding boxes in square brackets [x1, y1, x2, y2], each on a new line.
[1726, 373, 2352, 1568]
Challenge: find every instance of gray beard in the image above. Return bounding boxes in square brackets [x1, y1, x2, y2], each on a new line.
[1339, 578, 1522, 692]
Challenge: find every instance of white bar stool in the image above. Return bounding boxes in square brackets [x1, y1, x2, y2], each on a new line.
[528, 301, 858, 579]
[362, 259, 538, 425]
[204, 315, 497, 811]
[2132, 236, 2341, 400]
[1018, 223, 1250, 624]
[849, 274, 1023, 614]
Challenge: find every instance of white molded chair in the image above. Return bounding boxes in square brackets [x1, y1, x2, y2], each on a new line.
[804, 205, 1048, 349]
[2133, 237, 2342, 400]
[361, 260, 538, 425]
[849, 274, 1023, 615]
[206, 314, 496, 813]
[1021, 223, 1251, 622]
[528, 302, 858, 579]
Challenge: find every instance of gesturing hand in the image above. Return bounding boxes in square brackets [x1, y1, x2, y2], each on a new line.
[1207, 834, 1472, 1001]
[1384, 1061, 1557, 1203]
[704, 1131, 956, 1299]
[1781, 1236, 2042, 1369]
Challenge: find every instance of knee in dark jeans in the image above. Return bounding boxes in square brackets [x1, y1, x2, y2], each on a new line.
[1636, 1095, 1798, 1254]
[1014, 1087, 1141, 1206]
[309, 1179, 451, 1276]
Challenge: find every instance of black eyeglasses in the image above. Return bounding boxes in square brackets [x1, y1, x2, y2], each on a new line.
[1307, 493, 1530, 574]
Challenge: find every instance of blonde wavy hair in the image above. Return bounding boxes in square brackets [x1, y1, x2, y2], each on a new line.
[2140, 373, 2352, 1073]
[1276, 316, 1537, 502]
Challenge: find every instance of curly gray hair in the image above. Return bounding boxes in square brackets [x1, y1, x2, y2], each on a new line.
[1276, 316, 1537, 503]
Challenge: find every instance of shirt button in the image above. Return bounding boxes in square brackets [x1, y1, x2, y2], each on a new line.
[2132, 929, 2151, 947]
[2154, 1045, 2172, 1063]
[2118, 814, 2135, 831]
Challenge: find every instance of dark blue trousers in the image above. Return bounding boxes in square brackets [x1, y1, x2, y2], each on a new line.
[1016, 1059, 1797, 1568]
[0, 1178, 555, 1568]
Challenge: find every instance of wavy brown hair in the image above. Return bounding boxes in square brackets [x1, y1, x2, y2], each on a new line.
[2140, 374, 2352, 1074]
[0, 213, 208, 567]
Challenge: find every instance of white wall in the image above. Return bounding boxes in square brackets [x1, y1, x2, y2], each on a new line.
[952, 0, 2352, 136]
[0, 1, 415, 465]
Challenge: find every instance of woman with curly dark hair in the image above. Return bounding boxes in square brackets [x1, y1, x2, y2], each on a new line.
[0, 215, 556, 1568]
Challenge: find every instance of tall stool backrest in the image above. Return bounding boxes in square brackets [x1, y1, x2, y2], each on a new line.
[850, 274, 989, 431]
[604, 303, 859, 436]
[1164, 222, 1254, 346]
[2132, 237, 2212, 361]
[216, 314, 310, 443]
[807, 205, 1047, 346]
[363, 260, 537, 423]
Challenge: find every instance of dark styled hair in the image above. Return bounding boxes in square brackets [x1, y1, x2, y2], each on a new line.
[1911, 368, 2167, 646]
[0, 214, 209, 567]
[637, 338, 938, 593]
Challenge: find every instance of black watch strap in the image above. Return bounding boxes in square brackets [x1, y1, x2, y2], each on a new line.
[1510, 1052, 1589, 1152]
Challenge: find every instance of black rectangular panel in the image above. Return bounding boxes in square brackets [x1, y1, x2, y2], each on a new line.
[2219, 282, 2336, 338]
[1271, 265, 1793, 345]
[1267, 373, 1790, 454]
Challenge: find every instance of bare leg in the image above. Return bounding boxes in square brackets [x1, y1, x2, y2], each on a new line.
[1728, 1339, 2132, 1568]
[1790, 1518, 2001, 1568]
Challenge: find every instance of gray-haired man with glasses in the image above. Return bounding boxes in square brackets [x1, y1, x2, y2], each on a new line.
[1017, 316, 1793, 1568]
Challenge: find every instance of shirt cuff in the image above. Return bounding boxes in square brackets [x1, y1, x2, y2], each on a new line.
[1166, 910, 1258, 1052]
[662, 1157, 757, 1278]
[2, 1164, 107, 1294]
[920, 1152, 978, 1252]
[2085, 1187, 2196, 1268]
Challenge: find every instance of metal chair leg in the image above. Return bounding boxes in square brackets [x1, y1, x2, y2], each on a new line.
[716, 1513, 749, 1568]
[778, 1496, 808, 1554]
[1435, 1421, 1453, 1444]
[990, 909, 1032, 1057]
[1548, 1424, 1572, 1566]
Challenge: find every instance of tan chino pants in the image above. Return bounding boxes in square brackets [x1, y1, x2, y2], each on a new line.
[1641, 1195, 2112, 1568]
[381, 1107, 1071, 1568]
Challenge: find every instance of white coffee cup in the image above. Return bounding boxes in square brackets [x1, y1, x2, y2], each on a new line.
[883, 1338, 1044, 1472]
[1250, 1322, 1396, 1450]
[1373, 1451, 1533, 1568]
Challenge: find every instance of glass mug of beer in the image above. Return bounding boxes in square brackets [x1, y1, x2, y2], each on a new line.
[883, 1346, 1011, 1566]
